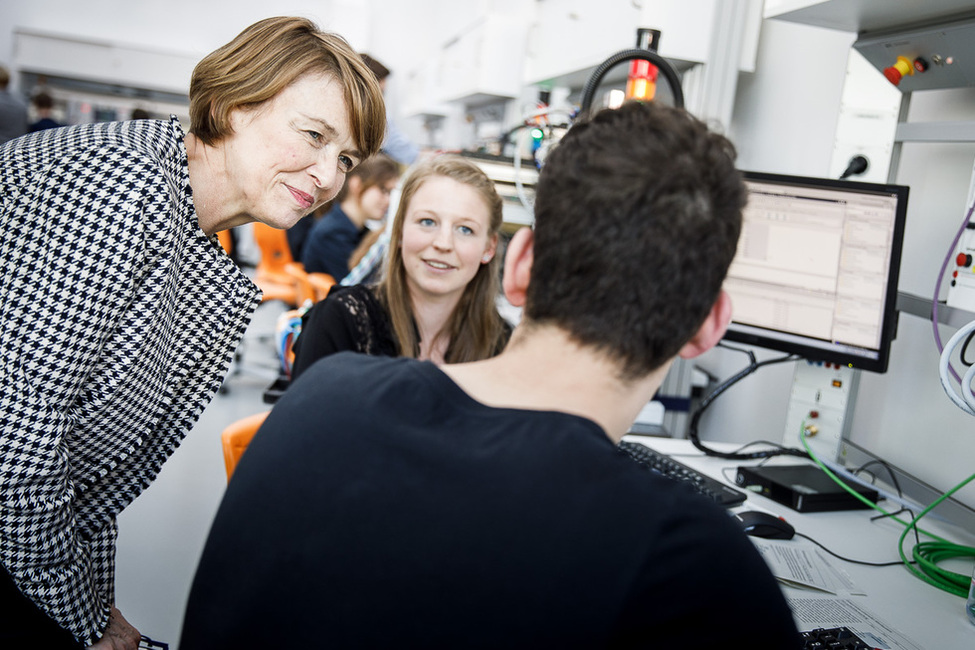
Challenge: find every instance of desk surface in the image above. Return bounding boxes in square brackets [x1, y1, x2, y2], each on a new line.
[625, 436, 975, 650]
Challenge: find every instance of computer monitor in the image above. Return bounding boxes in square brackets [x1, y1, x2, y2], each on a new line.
[722, 171, 909, 373]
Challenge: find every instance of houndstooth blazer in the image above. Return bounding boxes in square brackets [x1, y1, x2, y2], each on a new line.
[0, 118, 260, 643]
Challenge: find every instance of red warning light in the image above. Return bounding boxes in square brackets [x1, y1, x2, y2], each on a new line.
[626, 59, 658, 101]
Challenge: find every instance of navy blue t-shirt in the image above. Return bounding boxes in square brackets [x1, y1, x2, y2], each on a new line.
[301, 204, 363, 281]
[182, 354, 801, 649]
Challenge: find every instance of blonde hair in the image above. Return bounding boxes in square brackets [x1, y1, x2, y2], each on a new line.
[189, 16, 386, 158]
[377, 156, 507, 362]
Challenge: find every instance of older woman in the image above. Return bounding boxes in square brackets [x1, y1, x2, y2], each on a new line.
[0, 16, 384, 649]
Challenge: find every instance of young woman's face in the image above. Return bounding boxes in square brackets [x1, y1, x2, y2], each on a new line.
[221, 72, 362, 229]
[357, 178, 399, 223]
[400, 175, 497, 306]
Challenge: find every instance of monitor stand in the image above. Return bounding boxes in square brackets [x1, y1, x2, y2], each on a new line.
[782, 362, 860, 463]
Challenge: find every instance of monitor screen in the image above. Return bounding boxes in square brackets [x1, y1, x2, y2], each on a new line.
[722, 171, 908, 373]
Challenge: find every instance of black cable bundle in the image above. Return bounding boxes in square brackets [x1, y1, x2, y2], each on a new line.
[687, 344, 809, 460]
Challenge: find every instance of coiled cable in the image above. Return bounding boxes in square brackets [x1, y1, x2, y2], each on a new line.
[579, 48, 685, 116]
[800, 423, 975, 597]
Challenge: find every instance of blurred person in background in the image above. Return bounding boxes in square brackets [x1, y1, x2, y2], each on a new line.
[28, 91, 63, 132]
[299, 153, 400, 279]
[361, 53, 419, 165]
[0, 64, 28, 143]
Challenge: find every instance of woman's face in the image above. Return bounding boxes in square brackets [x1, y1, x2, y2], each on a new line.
[221, 72, 362, 229]
[357, 178, 399, 223]
[400, 175, 497, 306]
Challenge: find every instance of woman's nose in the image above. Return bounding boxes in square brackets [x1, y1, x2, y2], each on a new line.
[308, 153, 341, 193]
[433, 225, 453, 250]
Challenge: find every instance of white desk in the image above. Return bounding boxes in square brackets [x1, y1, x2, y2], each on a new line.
[624, 436, 975, 650]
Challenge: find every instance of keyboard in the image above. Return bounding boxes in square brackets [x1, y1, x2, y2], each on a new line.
[617, 441, 747, 508]
[800, 626, 872, 649]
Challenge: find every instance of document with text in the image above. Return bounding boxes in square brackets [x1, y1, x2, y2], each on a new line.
[753, 539, 924, 650]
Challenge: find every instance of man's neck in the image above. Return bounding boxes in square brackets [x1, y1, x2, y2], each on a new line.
[438, 323, 671, 442]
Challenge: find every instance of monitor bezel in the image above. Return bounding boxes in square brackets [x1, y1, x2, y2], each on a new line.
[722, 170, 909, 374]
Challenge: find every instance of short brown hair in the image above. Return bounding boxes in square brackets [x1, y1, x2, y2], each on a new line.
[32, 92, 53, 110]
[189, 16, 386, 158]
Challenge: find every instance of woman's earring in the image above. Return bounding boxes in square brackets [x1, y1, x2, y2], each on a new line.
[482, 254, 492, 263]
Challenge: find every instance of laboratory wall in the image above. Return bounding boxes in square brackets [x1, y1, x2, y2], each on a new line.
[0, 0, 433, 136]
[0, 0, 374, 70]
[698, 30, 975, 511]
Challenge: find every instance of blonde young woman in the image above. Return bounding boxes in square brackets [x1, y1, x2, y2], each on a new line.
[290, 155, 510, 379]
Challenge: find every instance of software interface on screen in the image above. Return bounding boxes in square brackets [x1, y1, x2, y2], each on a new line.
[723, 174, 905, 370]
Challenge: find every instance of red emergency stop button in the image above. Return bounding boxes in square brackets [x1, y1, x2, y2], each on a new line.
[883, 56, 914, 86]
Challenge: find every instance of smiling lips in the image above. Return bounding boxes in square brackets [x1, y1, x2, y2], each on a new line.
[287, 185, 315, 210]
[424, 259, 454, 271]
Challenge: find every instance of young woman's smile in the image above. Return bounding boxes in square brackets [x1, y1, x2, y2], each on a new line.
[401, 175, 497, 306]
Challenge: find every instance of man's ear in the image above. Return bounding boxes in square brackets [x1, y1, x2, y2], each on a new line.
[679, 290, 732, 359]
[502, 227, 534, 307]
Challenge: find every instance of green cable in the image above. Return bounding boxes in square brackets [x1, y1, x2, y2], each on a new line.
[798, 424, 946, 540]
[799, 422, 975, 598]
[914, 542, 973, 593]
[896, 481, 975, 597]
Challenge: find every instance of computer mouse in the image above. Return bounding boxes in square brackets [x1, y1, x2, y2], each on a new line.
[733, 510, 795, 540]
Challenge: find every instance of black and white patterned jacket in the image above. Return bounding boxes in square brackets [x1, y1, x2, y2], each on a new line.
[0, 118, 259, 643]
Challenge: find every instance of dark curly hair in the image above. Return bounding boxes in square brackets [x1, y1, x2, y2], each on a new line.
[525, 100, 745, 379]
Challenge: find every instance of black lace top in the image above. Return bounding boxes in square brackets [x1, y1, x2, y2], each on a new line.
[290, 284, 396, 380]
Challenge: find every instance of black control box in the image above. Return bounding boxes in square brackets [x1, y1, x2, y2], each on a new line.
[735, 464, 879, 513]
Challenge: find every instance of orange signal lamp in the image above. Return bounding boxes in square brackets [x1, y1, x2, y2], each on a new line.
[626, 58, 658, 100]
[883, 56, 915, 86]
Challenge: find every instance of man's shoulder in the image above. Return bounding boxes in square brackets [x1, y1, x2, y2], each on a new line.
[279, 353, 432, 426]
[292, 350, 415, 391]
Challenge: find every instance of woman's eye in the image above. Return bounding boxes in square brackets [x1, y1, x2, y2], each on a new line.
[418, 217, 435, 227]
[339, 155, 356, 173]
[458, 225, 475, 236]
[307, 130, 322, 142]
